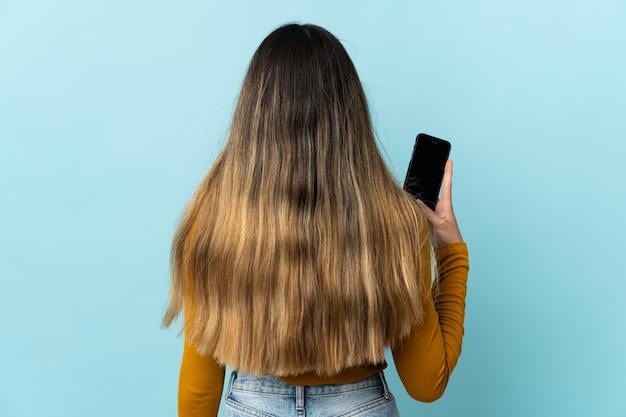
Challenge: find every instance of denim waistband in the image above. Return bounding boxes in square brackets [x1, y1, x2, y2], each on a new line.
[227, 371, 390, 399]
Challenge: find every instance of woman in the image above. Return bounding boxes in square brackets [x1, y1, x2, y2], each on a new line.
[163, 23, 469, 417]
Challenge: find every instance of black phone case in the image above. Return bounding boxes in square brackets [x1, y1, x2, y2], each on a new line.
[403, 133, 451, 210]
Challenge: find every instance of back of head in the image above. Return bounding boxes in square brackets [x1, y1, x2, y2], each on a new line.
[164, 23, 431, 377]
[230, 23, 375, 168]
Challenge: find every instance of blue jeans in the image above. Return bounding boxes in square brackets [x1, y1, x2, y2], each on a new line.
[223, 370, 400, 417]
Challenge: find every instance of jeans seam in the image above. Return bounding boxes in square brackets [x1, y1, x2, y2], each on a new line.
[231, 387, 292, 397]
[306, 386, 379, 398]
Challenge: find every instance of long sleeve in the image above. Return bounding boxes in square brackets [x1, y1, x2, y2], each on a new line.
[178, 339, 226, 417]
[392, 242, 469, 402]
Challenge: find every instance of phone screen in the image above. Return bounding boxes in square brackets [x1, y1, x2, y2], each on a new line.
[403, 133, 451, 210]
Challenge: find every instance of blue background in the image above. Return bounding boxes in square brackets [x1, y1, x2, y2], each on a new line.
[1, 1, 625, 416]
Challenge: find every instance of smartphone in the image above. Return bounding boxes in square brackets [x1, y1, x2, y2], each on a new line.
[403, 133, 451, 210]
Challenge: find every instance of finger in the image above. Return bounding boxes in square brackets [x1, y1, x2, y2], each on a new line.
[439, 160, 453, 203]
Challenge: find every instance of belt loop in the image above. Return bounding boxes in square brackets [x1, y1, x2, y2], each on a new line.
[225, 370, 236, 400]
[379, 372, 391, 400]
[296, 385, 305, 411]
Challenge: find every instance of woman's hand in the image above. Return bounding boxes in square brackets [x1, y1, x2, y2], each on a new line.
[417, 160, 464, 247]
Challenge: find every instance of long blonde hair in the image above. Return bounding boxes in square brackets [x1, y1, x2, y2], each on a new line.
[163, 23, 431, 377]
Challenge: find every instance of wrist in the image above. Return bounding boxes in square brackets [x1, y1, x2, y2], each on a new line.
[432, 230, 463, 248]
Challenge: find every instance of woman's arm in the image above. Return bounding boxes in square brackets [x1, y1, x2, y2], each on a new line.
[392, 160, 469, 401]
[178, 339, 226, 417]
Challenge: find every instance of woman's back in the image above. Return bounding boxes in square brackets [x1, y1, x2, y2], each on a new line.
[164, 23, 469, 417]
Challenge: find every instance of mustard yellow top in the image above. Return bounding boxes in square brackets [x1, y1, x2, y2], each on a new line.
[177, 242, 469, 416]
